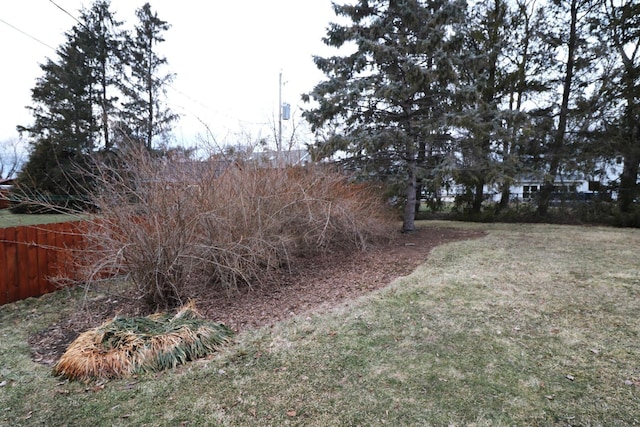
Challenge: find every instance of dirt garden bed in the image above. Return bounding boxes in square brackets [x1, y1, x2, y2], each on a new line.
[29, 226, 482, 366]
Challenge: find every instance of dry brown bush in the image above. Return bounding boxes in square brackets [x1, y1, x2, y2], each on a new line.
[76, 147, 396, 308]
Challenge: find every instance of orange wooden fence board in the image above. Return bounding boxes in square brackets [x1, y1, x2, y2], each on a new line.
[36, 227, 49, 296]
[26, 226, 39, 300]
[0, 221, 88, 305]
[0, 228, 7, 305]
[16, 226, 30, 301]
[4, 227, 19, 304]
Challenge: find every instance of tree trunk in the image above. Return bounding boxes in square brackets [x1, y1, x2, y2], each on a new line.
[470, 178, 483, 214]
[414, 138, 427, 216]
[538, 0, 578, 216]
[146, 39, 154, 151]
[403, 155, 417, 232]
[101, 60, 110, 151]
[617, 60, 640, 213]
[498, 183, 510, 211]
[147, 67, 154, 151]
[619, 153, 639, 213]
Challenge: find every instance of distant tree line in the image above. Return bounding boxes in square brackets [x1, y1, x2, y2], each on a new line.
[304, 0, 640, 230]
[13, 0, 175, 208]
[0, 138, 23, 180]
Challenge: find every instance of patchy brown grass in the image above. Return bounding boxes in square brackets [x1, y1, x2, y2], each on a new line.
[5, 222, 638, 426]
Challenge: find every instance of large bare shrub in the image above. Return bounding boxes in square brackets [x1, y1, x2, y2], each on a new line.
[77, 147, 395, 308]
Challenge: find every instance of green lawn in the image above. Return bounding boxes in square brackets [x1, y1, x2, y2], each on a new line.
[0, 210, 79, 228]
[1, 221, 639, 426]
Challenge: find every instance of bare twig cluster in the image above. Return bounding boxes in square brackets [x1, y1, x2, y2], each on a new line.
[76, 146, 395, 308]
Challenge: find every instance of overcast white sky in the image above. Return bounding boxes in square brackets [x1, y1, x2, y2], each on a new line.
[0, 0, 341, 150]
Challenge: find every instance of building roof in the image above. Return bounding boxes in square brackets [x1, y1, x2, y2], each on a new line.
[248, 149, 311, 168]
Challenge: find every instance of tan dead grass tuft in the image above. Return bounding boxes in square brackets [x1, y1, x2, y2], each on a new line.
[53, 301, 233, 381]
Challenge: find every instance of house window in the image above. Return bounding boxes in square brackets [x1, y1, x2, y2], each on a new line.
[523, 185, 538, 200]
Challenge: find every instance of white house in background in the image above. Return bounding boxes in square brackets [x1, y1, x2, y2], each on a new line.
[508, 160, 625, 202]
[501, 173, 590, 202]
[436, 160, 624, 204]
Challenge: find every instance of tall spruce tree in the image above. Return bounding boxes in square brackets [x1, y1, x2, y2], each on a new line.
[15, 20, 98, 204]
[79, 0, 124, 151]
[601, 0, 640, 213]
[304, 0, 466, 232]
[453, 0, 510, 214]
[536, 0, 600, 215]
[15, 1, 178, 208]
[119, 3, 177, 151]
[496, 0, 555, 209]
[15, 1, 122, 206]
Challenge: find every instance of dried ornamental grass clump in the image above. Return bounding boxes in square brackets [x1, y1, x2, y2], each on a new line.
[53, 302, 233, 381]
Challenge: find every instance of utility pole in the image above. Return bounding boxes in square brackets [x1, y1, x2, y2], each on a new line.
[277, 71, 291, 164]
[278, 71, 283, 153]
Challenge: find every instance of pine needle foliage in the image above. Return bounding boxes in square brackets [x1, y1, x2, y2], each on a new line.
[53, 302, 233, 381]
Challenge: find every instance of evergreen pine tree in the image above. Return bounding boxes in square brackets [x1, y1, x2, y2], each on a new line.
[497, 0, 556, 209]
[304, 0, 466, 231]
[453, 0, 510, 214]
[536, 0, 600, 215]
[601, 0, 640, 213]
[78, 0, 125, 151]
[15, 1, 127, 209]
[119, 3, 177, 151]
[15, 23, 97, 209]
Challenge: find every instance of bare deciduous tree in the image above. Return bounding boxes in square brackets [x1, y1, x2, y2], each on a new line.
[0, 138, 24, 180]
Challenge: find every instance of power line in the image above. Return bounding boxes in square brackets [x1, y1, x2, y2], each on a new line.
[48, 0, 84, 28]
[0, 0, 83, 53]
[44, 0, 270, 128]
[0, 17, 55, 51]
[12, 2, 271, 134]
[166, 83, 270, 127]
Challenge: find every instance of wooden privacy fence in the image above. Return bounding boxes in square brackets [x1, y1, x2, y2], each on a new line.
[0, 221, 85, 305]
